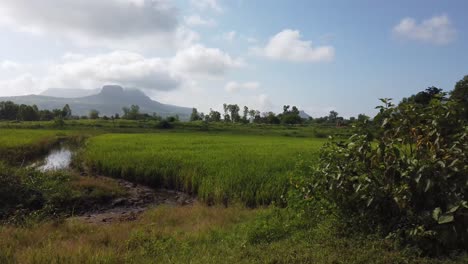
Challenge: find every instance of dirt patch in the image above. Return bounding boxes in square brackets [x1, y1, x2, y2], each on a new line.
[70, 176, 196, 224]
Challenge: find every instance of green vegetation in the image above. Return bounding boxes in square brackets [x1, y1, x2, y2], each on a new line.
[0, 161, 125, 223]
[291, 92, 467, 255]
[83, 133, 324, 206]
[0, 75, 466, 263]
[2, 205, 467, 263]
[0, 129, 72, 163]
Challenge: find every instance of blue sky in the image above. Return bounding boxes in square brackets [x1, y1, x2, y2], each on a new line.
[0, 0, 467, 117]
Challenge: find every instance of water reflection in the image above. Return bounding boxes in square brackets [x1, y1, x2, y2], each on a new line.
[38, 147, 73, 172]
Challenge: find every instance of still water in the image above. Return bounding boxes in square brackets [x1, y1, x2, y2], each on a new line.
[38, 147, 73, 172]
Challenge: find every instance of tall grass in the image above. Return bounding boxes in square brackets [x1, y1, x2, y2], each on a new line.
[83, 133, 324, 206]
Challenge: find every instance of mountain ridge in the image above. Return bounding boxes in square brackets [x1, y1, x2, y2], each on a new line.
[0, 85, 192, 118]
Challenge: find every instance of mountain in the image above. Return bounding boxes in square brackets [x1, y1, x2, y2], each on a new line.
[40, 88, 100, 98]
[299, 110, 311, 119]
[0, 85, 192, 119]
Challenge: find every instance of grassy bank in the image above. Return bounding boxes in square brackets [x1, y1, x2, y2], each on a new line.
[1, 205, 466, 264]
[0, 129, 89, 164]
[83, 133, 324, 206]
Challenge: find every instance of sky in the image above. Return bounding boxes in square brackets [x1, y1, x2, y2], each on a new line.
[0, 0, 467, 117]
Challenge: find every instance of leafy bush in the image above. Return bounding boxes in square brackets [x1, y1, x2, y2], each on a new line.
[292, 96, 467, 254]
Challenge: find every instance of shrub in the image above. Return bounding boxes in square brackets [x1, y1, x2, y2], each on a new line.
[156, 120, 173, 129]
[292, 97, 468, 254]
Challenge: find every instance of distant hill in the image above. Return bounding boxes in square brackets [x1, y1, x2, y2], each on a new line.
[299, 110, 311, 119]
[0, 85, 192, 119]
[40, 88, 100, 98]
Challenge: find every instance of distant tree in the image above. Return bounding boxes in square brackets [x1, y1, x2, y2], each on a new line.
[122, 105, 141, 120]
[190, 108, 201, 121]
[242, 106, 249, 123]
[248, 109, 256, 121]
[328, 110, 339, 123]
[280, 105, 302, 124]
[0, 101, 19, 120]
[18, 104, 39, 121]
[62, 104, 72, 119]
[89, 109, 100, 119]
[227, 104, 241, 122]
[264, 112, 280, 124]
[52, 109, 63, 118]
[208, 109, 221, 122]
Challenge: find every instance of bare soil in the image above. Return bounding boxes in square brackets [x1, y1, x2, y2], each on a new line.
[71, 175, 196, 224]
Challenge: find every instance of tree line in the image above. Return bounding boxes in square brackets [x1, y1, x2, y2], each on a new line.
[0, 102, 72, 121]
[190, 103, 369, 126]
[0, 102, 180, 122]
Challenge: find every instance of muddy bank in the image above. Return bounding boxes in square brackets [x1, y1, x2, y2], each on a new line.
[32, 144, 196, 224]
[71, 175, 196, 224]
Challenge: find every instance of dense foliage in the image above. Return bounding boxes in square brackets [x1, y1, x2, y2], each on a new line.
[292, 88, 467, 254]
[0, 101, 73, 121]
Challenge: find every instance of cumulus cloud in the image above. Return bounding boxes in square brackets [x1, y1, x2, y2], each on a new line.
[190, 0, 223, 13]
[0, 0, 177, 36]
[393, 14, 456, 45]
[225, 81, 259, 93]
[0, 0, 197, 50]
[253, 29, 335, 62]
[184, 15, 216, 27]
[171, 44, 244, 77]
[0, 44, 244, 95]
[44, 51, 183, 91]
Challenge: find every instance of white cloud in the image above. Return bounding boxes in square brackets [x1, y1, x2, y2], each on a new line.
[0, 74, 39, 96]
[254, 29, 335, 62]
[393, 14, 456, 45]
[184, 15, 216, 27]
[44, 51, 183, 91]
[0, 0, 196, 51]
[225, 81, 259, 93]
[190, 0, 223, 13]
[171, 44, 244, 77]
[0, 0, 177, 36]
[0, 44, 243, 96]
[0, 60, 21, 70]
[223, 31, 237, 42]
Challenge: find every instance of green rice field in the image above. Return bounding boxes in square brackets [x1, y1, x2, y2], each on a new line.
[83, 133, 325, 206]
